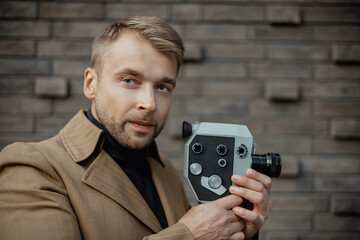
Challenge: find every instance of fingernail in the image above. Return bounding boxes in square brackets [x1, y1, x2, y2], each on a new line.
[248, 169, 255, 176]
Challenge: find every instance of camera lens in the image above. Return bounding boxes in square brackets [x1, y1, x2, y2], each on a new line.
[251, 153, 282, 177]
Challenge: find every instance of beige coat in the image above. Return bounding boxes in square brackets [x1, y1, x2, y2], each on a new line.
[0, 110, 193, 240]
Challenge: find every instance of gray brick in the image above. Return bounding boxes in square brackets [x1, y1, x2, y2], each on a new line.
[0, 1, 37, 18]
[332, 44, 360, 63]
[303, 7, 360, 23]
[301, 82, 359, 98]
[185, 24, 247, 40]
[54, 60, 89, 76]
[250, 101, 312, 117]
[267, 120, 328, 136]
[272, 177, 312, 192]
[182, 62, 246, 78]
[0, 117, 34, 133]
[262, 214, 312, 231]
[249, 63, 311, 78]
[124, 0, 182, 2]
[266, 232, 360, 240]
[271, 194, 328, 212]
[202, 82, 262, 97]
[264, 232, 299, 240]
[302, 155, 360, 174]
[106, 4, 167, 19]
[331, 195, 360, 215]
[315, 140, 360, 154]
[250, 26, 312, 41]
[0, 59, 50, 75]
[54, 98, 91, 113]
[0, 98, 51, 114]
[185, 98, 247, 115]
[172, 4, 201, 21]
[173, 80, 199, 97]
[314, 26, 360, 42]
[0, 21, 50, 37]
[203, 6, 264, 22]
[279, 155, 300, 177]
[315, 64, 360, 79]
[0, 79, 32, 95]
[38, 41, 91, 57]
[331, 119, 360, 140]
[205, 44, 264, 59]
[255, 137, 311, 154]
[0, 40, 34, 56]
[267, 45, 329, 60]
[36, 116, 72, 133]
[299, 233, 360, 240]
[315, 176, 360, 192]
[54, 22, 109, 39]
[265, 82, 300, 102]
[183, 42, 203, 62]
[40, 3, 103, 19]
[315, 214, 360, 231]
[267, 6, 301, 24]
[35, 77, 69, 98]
[315, 102, 360, 117]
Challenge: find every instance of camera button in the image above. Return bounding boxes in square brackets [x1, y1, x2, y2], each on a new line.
[208, 175, 222, 189]
[218, 158, 227, 168]
[190, 163, 202, 175]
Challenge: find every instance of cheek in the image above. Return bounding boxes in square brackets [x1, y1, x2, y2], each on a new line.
[156, 97, 172, 120]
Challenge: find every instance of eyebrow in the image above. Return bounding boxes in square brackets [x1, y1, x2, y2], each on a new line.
[113, 68, 177, 88]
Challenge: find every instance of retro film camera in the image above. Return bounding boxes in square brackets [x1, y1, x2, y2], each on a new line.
[183, 121, 282, 203]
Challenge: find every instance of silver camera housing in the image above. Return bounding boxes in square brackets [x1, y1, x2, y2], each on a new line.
[183, 122, 254, 203]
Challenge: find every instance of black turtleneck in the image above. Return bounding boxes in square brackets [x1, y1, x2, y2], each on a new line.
[86, 110, 168, 229]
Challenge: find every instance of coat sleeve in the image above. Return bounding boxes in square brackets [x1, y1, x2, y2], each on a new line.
[143, 222, 194, 240]
[0, 143, 82, 240]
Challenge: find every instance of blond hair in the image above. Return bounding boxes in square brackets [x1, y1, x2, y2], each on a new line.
[91, 16, 184, 74]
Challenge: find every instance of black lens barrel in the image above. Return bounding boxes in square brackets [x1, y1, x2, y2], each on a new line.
[251, 153, 282, 177]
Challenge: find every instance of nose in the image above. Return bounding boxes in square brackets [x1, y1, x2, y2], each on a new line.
[136, 86, 157, 112]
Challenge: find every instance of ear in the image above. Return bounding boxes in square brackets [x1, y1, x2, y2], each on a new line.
[83, 67, 98, 100]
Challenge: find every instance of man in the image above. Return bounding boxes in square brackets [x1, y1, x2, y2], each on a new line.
[0, 16, 272, 239]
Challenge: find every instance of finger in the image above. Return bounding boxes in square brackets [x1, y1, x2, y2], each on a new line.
[229, 186, 265, 205]
[232, 206, 263, 226]
[229, 231, 245, 240]
[214, 194, 243, 210]
[247, 169, 272, 192]
[231, 175, 265, 193]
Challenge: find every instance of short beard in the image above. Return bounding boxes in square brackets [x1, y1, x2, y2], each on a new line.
[94, 100, 163, 150]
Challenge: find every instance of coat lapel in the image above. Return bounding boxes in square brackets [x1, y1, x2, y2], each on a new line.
[149, 158, 184, 226]
[81, 150, 163, 233]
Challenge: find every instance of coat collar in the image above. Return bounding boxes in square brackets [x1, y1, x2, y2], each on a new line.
[60, 110, 105, 163]
[59, 110, 178, 232]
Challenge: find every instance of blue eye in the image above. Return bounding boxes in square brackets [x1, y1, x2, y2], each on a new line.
[124, 78, 135, 84]
[158, 85, 171, 92]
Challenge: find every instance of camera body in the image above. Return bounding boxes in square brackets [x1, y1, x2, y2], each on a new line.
[183, 121, 281, 203]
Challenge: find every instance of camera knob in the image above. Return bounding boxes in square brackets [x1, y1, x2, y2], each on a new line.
[208, 175, 222, 189]
[192, 142, 203, 154]
[237, 144, 248, 158]
[190, 163, 202, 176]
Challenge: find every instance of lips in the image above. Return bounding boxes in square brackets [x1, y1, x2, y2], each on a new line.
[129, 120, 154, 133]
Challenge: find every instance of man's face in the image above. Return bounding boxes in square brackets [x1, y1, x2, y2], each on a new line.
[90, 32, 177, 150]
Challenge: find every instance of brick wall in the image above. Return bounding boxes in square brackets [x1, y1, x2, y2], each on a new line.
[1, 1, 359, 239]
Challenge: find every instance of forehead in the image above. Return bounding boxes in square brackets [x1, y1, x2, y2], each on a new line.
[101, 32, 177, 78]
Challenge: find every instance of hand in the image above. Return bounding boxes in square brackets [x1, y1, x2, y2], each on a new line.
[179, 195, 246, 240]
[229, 169, 272, 239]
